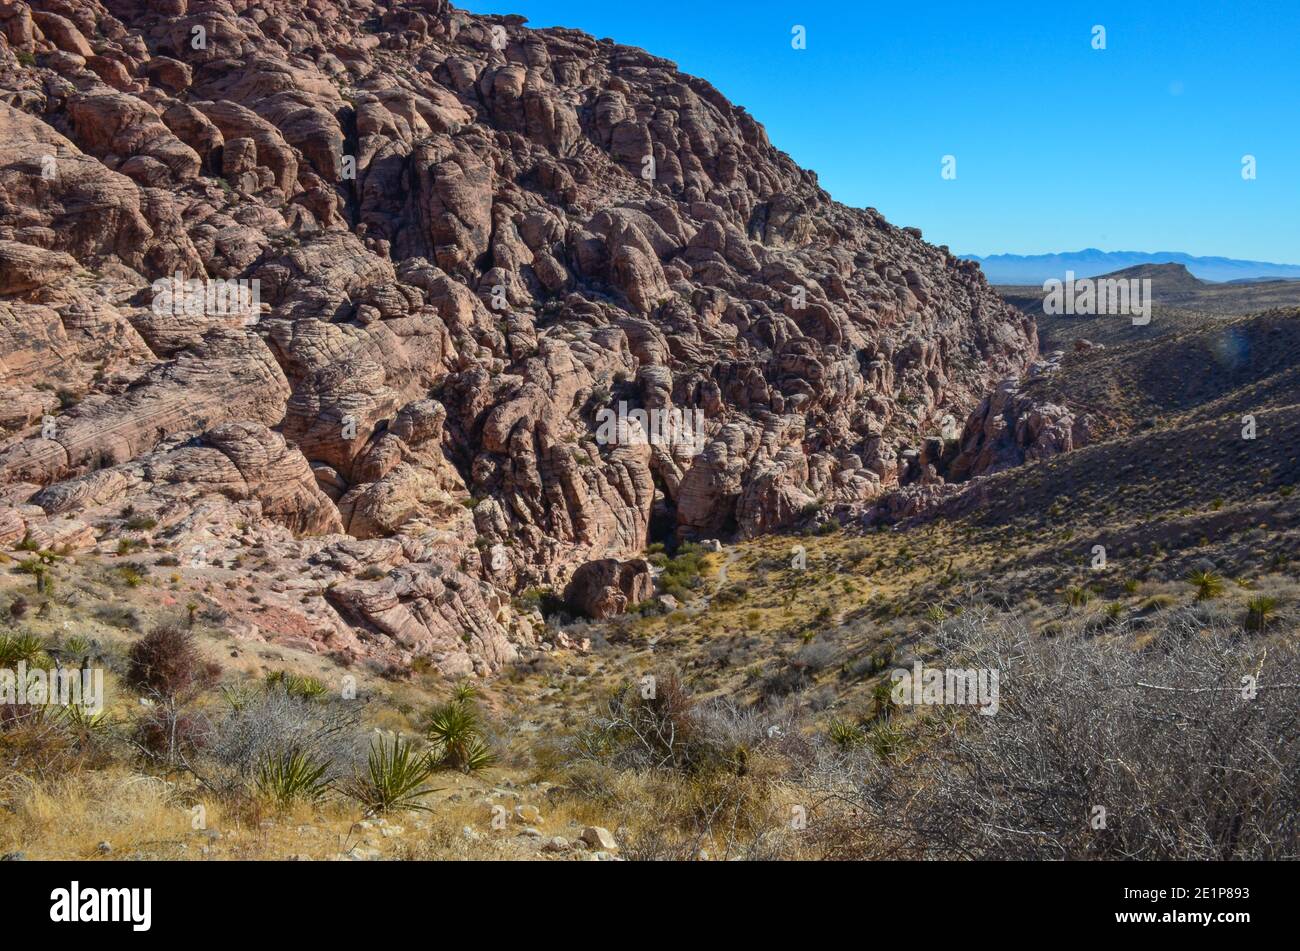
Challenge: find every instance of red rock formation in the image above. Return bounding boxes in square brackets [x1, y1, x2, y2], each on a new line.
[0, 0, 1036, 672]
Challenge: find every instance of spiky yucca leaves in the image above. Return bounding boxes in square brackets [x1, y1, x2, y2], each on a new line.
[1063, 585, 1091, 609]
[60, 703, 110, 734]
[828, 717, 865, 750]
[265, 670, 328, 700]
[343, 736, 436, 813]
[0, 632, 47, 667]
[426, 700, 496, 773]
[256, 746, 332, 810]
[62, 635, 93, 658]
[1187, 570, 1225, 601]
[1245, 596, 1279, 632]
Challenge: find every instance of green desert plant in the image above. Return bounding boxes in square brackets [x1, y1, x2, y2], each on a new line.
[62, 635, 92, 658]
[828, 717, 865, 750]
[426, 700, 495, 772]
[1244, 596, 1279, 633]
[1063, 585, 1091, 609]
[256, 747, 332, 810]
[1187, 570, 1225, 602]
[343, 736, 436, 813]
[0, 631, 46, 667]
[265, 670, 328, 700]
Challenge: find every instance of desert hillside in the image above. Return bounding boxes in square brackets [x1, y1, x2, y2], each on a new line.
[0, 1, 1296, 864]
[0, 0, 1035, 677]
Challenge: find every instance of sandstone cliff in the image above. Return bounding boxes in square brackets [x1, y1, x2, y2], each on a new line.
[0, 0, 1036, 672]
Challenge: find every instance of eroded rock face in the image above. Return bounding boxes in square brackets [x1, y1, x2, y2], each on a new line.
[0, 0, 1035, 673]
[564, 557, 653, 618]
[947, 353, 1092, 482]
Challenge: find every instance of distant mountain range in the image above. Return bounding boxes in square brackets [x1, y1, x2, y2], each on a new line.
[963, 249, 1300, 285]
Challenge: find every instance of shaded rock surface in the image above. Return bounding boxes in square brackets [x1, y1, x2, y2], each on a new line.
[564, 556, 653, 618]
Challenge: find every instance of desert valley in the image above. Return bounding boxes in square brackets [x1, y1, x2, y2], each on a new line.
[0, 0, 1296, 868]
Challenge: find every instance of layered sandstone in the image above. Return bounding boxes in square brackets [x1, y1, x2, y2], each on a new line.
[0, 0, 1035, 671]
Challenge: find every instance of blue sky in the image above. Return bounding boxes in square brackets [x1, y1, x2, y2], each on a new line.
[459, 0, 1300, 263]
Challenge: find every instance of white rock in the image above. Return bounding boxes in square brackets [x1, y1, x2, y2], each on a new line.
[580, 826, 618, 850]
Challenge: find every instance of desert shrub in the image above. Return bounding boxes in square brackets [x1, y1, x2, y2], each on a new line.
[125, 625, 217, 699]
[658, 545, 707, 601]
[513, 586, 565, 619]
[341, 736, 436, 814]
[425, 696, 495, 773]
[791, 640, 835, 674]
[255, 747, 333, 810]
[134, 704, 211, 763]
[1137, 593, 1177, 613]
[1244, 595, 1278, 632]
[571, 671, 788, 779]
[115, 540, 145, 559]
[94, 604, 142, 630]
[759, 664, 811, 701]
[564, 683, 797, 859]
[1187, 569, 1225, 601]
[802, 606, 1300, 859]
[205, 687, 363, 796]
[0, 706, 93, 777]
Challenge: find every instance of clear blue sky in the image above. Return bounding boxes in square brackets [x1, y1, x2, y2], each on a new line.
[459, 0, 1300, 263]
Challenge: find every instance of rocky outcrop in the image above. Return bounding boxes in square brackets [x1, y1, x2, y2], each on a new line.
[947, 352, 1092, 481]
[0, 0, 1036, 673]
[564, 557, 654, 618]
[326, 562, 530, 677]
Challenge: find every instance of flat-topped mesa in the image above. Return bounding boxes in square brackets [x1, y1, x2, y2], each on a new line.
[0, 0, 1035, 668]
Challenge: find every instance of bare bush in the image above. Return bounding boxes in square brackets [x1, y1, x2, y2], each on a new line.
[802, 606, 1300, 859]
[202, 688, 365, 796]
[125, 625, 217, 699]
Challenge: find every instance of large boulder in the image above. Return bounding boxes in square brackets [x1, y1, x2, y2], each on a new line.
[565, 558, 655, 618]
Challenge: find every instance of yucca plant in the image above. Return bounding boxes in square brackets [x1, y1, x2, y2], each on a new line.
[1063, 585, 1091, 609]
[61, 703, 111, 735]
[62, 635, 93, 658]
[867, 679, 898, 723]
[1187, 570, 1225, 601]
[343, 736, 436, 813]
[265, 670, 328, 700]
[828, 717, 865, 750]
[455, 735, 496, 773]
[256, 747, 333, 810]
[867, 721, 906, 760]
[0, 631, 47, 667]
[1244, 595, 1279, 633]
[426, 700, 495, 772]
[220, 681, 259, 712]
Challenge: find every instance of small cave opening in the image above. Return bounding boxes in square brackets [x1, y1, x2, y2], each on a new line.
[648, 475, 677, 550]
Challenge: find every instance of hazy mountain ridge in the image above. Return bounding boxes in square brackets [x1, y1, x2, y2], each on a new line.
[965, 248, 1300, 284]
